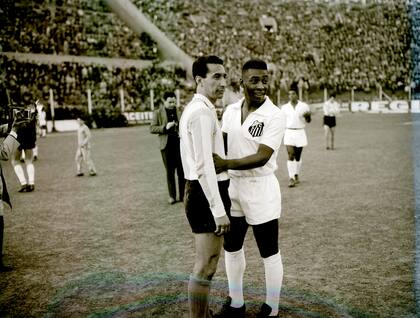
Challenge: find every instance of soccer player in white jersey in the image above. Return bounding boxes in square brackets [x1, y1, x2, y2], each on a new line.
[213, 59, 286, 318]
[281, 84, 311, 187]
[323, 92, 340, 150]
[179, 55, 231, 318]
[75, 118, 97, 177]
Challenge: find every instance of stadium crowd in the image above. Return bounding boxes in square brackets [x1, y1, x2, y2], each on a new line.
[409, 0, 420, 98]
[1, 56, 185, 114]
[0, 0, 413, 113]
[1, 0, 158, 59]
[133, 0, 411, 93]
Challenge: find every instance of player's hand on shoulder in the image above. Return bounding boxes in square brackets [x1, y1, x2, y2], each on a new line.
[213, 153, 228, 173]
[214, 214, 230, 236]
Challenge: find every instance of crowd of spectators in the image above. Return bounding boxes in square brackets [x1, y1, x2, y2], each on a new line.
[409, 0, 420, 98]
[1, 0, 158, 59]
[133, 0, 411, 93]
[0, 0, 414, 114]
[1, 56, 186, 113]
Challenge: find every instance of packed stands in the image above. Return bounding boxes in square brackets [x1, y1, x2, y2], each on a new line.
[408, 0, 420, 98]
[0, 0, 413, 115]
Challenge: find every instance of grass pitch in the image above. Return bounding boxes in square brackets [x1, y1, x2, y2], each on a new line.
[0, 112, 416, 318]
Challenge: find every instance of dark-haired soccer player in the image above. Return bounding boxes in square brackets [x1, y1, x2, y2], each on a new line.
[179, 55, 231, 318]
[323, 92, 340, 150]
[281, 85, 311, 188]
[213, 59, 286, 318]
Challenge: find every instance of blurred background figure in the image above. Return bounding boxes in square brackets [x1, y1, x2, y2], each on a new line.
[281, 84, 311, 188]
[11, 93, 37, 193]
[150, 91, 184, 204]
[0, 96, 34, 271]
[75, 117, 97, 177]
[36, 101, 47, 138]
[323, 92, 340, 150]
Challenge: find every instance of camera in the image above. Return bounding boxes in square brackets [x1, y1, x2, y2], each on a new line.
[11, 102, 37, 121]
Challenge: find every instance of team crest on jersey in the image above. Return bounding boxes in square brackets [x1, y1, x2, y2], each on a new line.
[248, 120, 264, 137]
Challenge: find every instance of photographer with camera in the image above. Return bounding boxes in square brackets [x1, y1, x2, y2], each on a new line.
[0, 113, 33, 272]
[150, 91, 184, 205]
[11, 93, 38, 193]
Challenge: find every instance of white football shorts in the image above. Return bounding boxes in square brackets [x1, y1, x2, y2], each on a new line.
[229, 174, 281, 225]
[283, 128, 308, 147]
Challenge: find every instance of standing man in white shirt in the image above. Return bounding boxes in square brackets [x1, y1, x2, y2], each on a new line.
[75, 117, 97, 177]
[213, 59, 286, 318]
[323, 92, 340, 150]
[281, 84, 311, 188]
[179, 55, 231, 318]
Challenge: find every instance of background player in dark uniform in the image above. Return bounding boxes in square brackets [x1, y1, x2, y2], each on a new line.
[11, 93, 37, 192]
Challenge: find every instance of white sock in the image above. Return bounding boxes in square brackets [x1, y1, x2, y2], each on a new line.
[287, 160, 294, 179]
[263, 252, 283, 316]
[33, 146, 38, 157]
[26, 163, 35, 185]
[296, 160, 302, 176]
[13, 164, 27, 185]
[225, 249, 246, 308]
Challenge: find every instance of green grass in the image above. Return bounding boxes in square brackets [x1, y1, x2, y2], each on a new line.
[0, 112, 416, 317]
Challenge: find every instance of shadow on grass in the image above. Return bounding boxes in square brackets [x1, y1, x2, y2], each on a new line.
[44, 272, 375, 318]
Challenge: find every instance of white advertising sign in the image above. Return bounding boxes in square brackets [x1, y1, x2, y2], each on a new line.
[370, 101, 388, 113]
[350, 102, 370, 112]
[123, 111, 154, 123]
[411, 100, 420, 113]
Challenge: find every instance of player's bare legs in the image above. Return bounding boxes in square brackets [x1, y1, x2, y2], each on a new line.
[83, 147, 97, 176]
[324, 125, 331, 149]
[75, 148, 84, 176]
[23, 149, 35, 191]
[12, 149, 28, 192]
[286, 146, 303, 187]
[324, 125, 335, 150]
[189, 233, 223, 318]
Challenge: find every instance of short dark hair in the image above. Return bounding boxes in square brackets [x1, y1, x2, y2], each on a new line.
[330, 91, 336, 98]
[289, 81, 299, 93]
[163, 91, 176, 100]
[242, 59, 268, 73]
[192, 55, 224, 79]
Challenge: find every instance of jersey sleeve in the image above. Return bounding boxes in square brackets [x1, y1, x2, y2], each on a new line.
[259, 111, 286, 151]
[221, 106, 231, 134]
[189, 110, 227, 218]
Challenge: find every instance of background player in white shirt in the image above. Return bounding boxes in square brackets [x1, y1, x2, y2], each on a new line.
[213, 59, 286, 318]
[179, 55, 231, 318]
[281, 85, 311, 188]
[323, 92, 340, 150]
[75, 118, 97, 177]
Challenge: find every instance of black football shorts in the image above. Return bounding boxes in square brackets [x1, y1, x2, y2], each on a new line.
[184, 179, 231, 233]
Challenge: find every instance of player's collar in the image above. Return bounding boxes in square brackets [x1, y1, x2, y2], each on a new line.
[230, 97, 245, 109]
[193, 93, 215, 110]
[252, 97, 276, 115]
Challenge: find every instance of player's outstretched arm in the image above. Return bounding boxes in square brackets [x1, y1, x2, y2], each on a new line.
[213, 143, 274, 173]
